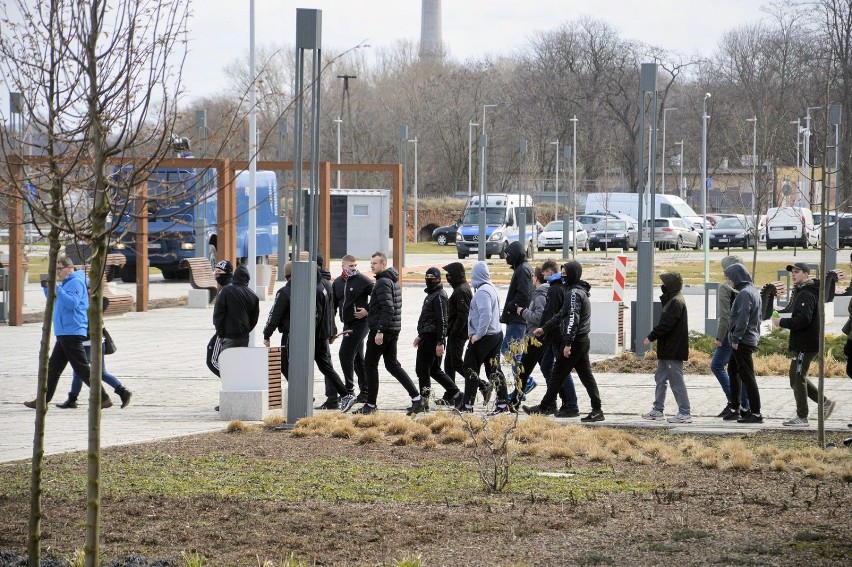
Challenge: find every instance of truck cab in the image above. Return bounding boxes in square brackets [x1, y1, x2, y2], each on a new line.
[455, 194, 535, 259]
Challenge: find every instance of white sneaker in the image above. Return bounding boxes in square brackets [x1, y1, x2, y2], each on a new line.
[642, 409, 665, 421]
[667, 413, 693, 424]
[783, 416, 809, 427]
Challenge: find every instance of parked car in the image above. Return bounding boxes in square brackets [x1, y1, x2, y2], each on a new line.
[813, 212, 852, 248]
[709, 215, 755, 249]
[587, 219, 638, 251]
[431, 219, 461, 246]
[576, 211, 637, 231]
[537, 220, 589, 252]
[682, 215, 712, 230]
[765, 206, 818, 249]
[641, 217, 702, 250]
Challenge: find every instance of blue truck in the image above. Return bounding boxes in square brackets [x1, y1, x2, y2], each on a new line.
[110, 167, 279, 282]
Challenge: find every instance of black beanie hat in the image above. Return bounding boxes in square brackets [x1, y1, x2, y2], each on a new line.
[426, 267, 441, 281]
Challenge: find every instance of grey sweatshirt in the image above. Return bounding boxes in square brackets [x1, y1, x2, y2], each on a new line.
[520, 282, 549, 335]
[716, 255, 743, 341]
[723, 262, 761, 347]
[468, 262, 502, 339]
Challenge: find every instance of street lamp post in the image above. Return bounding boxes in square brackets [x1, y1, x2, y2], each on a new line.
[409, 137, 418, 243]
[468, 120, 479, 198]
[570, 115, 578, 259]
[701, 93, 711, 285]
[661, 107, 678, 194]
[746, 117, 757, 224]
[674, 140, 684, 199]
[550, 140, 560, 220]
[790, 119, 801, 206]
[334, 117, 342, 190]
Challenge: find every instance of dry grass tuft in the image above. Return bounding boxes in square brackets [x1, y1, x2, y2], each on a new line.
[422, 414, 456, 434]
[695, 448, 722, 469]
[804, 465, 827, 479]
[330, 422, 357, 439]
[606, 439, 632, 455]
[409, 423, 433, 442]
[392, 433, 417, 446]
[226, 420, 254, 433]
[718, 439, 747, 457]
[541, 442, 577, 460]
[587, 446, 613, 462]
[770, 458, 788, 471]
[439, 428, 468, 445]
[755, 445, 779, 459]
[728, 450, 755, 470]
[422, 438, 438, 450]
[262, 414, 286, 428]
[384, 415, 416, 436]
[623, 449, 652, 464]
[678, 438, 704, 456]
[358, 429, 383, 444]
[351, 413, 383, 428]
[839, 463, 852, 482]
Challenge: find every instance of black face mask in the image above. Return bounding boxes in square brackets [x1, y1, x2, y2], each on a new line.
[216, 274, 231, 286]
[425, 279, 439, 291]
[661, 284, 668, 294]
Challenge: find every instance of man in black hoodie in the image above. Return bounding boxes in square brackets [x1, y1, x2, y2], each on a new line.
[263, 261, 293, 379]
[207, 260, 234, 377]
[213, 263, 260, 358]
[723, 262, 764, 423]
[315, 255, 350, 410]
[501, 241, 534, 379]
[352, 252, 421, 414]
[439, 262, 472, 404]
[413, 267, 461, 412]
[774, 262, 837, 426]
[333, 254, 373, 403]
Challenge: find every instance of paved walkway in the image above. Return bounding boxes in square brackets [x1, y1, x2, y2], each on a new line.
[2, 256, 851, 464]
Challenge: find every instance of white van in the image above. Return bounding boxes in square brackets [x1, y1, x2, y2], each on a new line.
[455, 193, 536, 259]
[765, 206, 818, 249]
[585, 192, 699, 224]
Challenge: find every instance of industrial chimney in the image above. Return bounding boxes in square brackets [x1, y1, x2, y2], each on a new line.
[419, 0, 443, 59]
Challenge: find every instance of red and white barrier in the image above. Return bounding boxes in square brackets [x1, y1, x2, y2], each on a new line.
[612, 254, 627, 301]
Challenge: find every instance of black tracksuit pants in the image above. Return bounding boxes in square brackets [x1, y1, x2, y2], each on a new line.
[443, 334, 466, 384]
[365, 330, 418, 406]
[415, 333, 459, 397]
[462, 332, 507, 406]
[338, 319, 368, 394]
[540, 336, 600, 412]
[728, 342, 761, 414]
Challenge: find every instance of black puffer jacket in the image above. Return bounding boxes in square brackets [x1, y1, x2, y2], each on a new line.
[501, 241, 533, 324]
[333, 270, 373, 325]
[213, 265, 260, 339]
[263, 281, 291, 340]
[539, 273, 567, 345]
[417, 283, 448, 340]
[367, 267, 402, 334]
[561, 273, 591, 346]
[779, 278, 820, 352]
[647, 272, 688, 361]
[443, 262, 472, 340]
[316, 268, 337, 340]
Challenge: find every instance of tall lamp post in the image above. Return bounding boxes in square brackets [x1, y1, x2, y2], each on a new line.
[701, 93, 711, 285]
[409, 137, 419, 243]
[334, 117, 342, 190]
[746, 117, 757, 224]
[550, 140, 560, 220]
[468, 120, 479, 198]
[569, 115, 578, 259]
[674, 140, 684, 199]
[790, 119, 801, 206]
[661, 107, 678, 194]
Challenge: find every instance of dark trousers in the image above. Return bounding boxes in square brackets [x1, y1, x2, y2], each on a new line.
[317, 338, 348, 400]
[279, 333, 290, 381]
[540, 337, 600, 411]
[364, 330, 418, 405]
[516, 340, 578, 410]
[338, 320, 368, 394]
[729, 343, 761, 414]
[415, 333, 459, 397]
[46, 335, 93, 403]
[443, 334, 466, 384]
[462, 332, 507, 405]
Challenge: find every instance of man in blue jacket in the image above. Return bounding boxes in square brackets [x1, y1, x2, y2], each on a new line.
[25, 255, 110, 408]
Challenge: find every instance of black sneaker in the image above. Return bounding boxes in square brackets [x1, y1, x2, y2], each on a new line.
[580, 410, 605, 422]
[352, 404, 377, 415]
[456, 404, 474, 414]
[522, 404, 556, 415]
[316, 399, 340, 410]
[722, 407, 741, 421]
[339, 394, 357, 413]
[55, 398, 78, 409]
[405, 398, 425, 416]
[716, 404, 733, 418]
[488, 404, 513, 416]
[555, 406, 581, 418]
[737, 411, 763, 424]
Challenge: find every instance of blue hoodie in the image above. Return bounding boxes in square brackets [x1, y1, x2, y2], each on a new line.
[468, 262, 501, 339]
[49, 269, 89, 336]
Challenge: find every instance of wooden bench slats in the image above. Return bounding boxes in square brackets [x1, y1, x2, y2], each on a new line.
[182, 257, 218, 303]
[268, 347, 282, 409]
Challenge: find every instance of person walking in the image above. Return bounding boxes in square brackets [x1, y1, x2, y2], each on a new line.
[711, 255, 751, 418]
[212, 263, 260, 366]
[457, 262, 508, 414]
[500, 241, 533, 380]
[641, 272, 692, 424]
[413, 267, 461, 411]
[332, 254, 373, 403]
[25, 255, 111, 408]
[523, 261, 603, 422]
[437, 262, 472, 406]
[263, 261, 293, 380]
[352, 252, 421, 415]
[314, 258, 355, 412]
[773, 262, 838, 426]
[723, 262, 764, 423]
[59, 331, 131, 409]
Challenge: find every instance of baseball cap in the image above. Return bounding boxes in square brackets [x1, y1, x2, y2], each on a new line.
[786, 262, 811, 273]
[214, 260, 233, 274]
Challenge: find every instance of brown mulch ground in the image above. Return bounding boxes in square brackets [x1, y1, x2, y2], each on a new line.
[1, 428, 850, 566]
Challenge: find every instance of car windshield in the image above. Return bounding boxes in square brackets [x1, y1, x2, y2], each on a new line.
[595, 220, 626, 231]
[544, 221, 562, 231]
[715, 218, 748, 229]
[462, 206, 506, 225]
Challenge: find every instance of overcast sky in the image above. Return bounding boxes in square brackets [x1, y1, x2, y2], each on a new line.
[184, 0, 769, 101]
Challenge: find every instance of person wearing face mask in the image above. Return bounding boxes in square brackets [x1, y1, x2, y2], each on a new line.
[332, 254, 374, 403]
[436, 262, 473, 406]
[413, 267, 461, 413]
[207, 260, 235, 379]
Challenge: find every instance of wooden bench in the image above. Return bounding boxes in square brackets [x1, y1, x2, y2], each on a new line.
[79, 261, 134, 317]
[182, 257, 219, 303]
[267, 254, 280, 296]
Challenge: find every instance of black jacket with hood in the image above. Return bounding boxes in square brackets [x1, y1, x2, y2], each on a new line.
[332, 269, 373, 325]
[263, 280, 291, 340]
[213, 265, 260, 339]
[540, 272, 568, 345]
[501, 241, 533, 325]
[647, 272, 688, 361]
[366, 267, 403, 334]
[443, 262, 472, 340]
[559, 261, 591, 346]
[723, 263, 762, 348]
[316, 267, 337, 340]
[779, 278, 820, 352]
[417, 282, 449, 340]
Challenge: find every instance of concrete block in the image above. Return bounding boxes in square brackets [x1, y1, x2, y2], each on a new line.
[835, 295, 851, 318]
[254, 285, 267, 301]
[219, 347, 268, 391]
[589, 332, 620, 355]
[590, 302, 620, 334]
[187, 288, 210, 308]
[219, 390, 280, 421]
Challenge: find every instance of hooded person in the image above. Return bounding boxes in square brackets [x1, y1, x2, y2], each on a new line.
[712, 255, 751, 419]
[332, 254, 374, 403]
[524, 261, 603, 422]
[263, 261, 293, 380]
[209, 264, 260, 386]
[214, 260, 234, 288]
[500, 241, 534, 379]
[641, 272, 692, 423]
[412, 267, 461, 412]
[437, 261, 473, 405]
[457, 262, 509, 414]
[723, 262, 764, 423]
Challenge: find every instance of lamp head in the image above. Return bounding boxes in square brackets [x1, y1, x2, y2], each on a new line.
[704, 93, 711, 100]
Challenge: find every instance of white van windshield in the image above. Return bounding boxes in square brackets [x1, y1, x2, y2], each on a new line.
[463, 206, 507, 225]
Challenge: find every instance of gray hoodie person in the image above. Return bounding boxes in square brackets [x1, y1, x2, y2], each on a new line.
[716, 255, 743, 342]
[723, 262, 761, 347]
[468, 262, 502, 339]
[520, 282, 549, 335]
